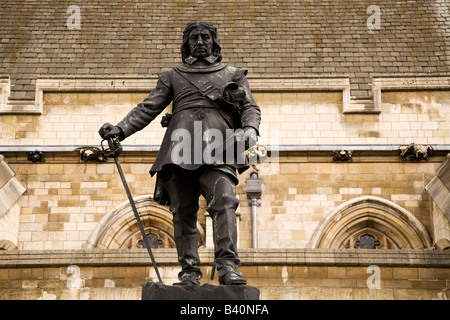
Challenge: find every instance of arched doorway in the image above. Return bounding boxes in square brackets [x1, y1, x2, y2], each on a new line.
[308, 196, 432, 249]
[86, 195, 205, 249]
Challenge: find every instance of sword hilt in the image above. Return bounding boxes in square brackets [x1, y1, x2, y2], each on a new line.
[101, 136, 123, 158]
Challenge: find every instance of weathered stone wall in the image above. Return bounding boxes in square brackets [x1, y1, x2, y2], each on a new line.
[1, 151, 443, 251]
[1, 0, 449, 302]
[0, 249, 448, 300]
[238, 159, 440, 249]
[1, 90, 449, 146]
[0, 155, 26, 250]
[0, 89, 449, 250]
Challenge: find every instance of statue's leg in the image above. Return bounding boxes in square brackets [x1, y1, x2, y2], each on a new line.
[162, 176, 202, 285]
[199, 168, 246, 285]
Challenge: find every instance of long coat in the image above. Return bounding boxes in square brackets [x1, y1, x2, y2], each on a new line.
[117, 61, 261, 175]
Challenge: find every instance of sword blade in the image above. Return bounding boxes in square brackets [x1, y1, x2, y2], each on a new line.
[114, 156, 163, 284]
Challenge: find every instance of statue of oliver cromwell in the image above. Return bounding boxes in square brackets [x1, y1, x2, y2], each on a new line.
[99, 21, 261, 286]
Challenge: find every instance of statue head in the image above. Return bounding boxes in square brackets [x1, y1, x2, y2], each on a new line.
[181, 21, 222, 63]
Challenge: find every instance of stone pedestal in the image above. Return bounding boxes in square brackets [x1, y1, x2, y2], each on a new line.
[142, 282, 260, 300]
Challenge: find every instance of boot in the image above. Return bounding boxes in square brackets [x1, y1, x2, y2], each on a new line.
[217, 262, 247, 285]
[173, 271, 202, 286]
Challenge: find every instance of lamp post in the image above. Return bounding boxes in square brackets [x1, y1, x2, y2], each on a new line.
[246, 172, 262, 248]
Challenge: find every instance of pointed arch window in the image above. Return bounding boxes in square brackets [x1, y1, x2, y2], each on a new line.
[86, 195, 205, 249]
[354, 234, 380, 249]
[309, 196, 432, 250]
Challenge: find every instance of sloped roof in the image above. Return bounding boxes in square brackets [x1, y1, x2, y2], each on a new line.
[1, 0, 449, 102]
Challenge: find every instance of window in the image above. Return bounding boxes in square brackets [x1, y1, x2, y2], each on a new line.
[309, 196, 432, 250]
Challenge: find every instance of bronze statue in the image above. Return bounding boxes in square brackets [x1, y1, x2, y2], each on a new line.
[99, 21, 261, 286]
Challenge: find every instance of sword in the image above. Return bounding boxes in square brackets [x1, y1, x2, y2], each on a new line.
[101, 136, 163, 284]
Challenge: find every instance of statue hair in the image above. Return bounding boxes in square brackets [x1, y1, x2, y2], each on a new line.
[180, 21, 222, 63]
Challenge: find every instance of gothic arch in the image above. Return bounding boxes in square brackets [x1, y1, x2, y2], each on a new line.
[308, 196, 432, 249]
[86, 195, 205, 249]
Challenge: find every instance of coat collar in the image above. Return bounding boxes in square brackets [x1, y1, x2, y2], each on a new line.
[185, 54, 220, 65]
[177, 55, 226, 73]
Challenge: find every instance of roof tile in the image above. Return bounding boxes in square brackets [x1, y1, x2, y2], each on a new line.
[0, 0, 449, 101]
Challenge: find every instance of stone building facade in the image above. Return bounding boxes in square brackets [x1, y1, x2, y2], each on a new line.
[0, 0, 449, 300]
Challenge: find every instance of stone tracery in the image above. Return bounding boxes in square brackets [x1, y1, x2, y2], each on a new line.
[309, 196, 432, 250]
[86, 195, 205, 249]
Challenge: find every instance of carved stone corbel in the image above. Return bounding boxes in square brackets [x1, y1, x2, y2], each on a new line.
[27, 151, 45, 163]
[399, 143, 433, 161]
[77, 147, 106, 163]
[333, 150, 353, 162]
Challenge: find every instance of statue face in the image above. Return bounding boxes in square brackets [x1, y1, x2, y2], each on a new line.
[188, 27, 213, 59]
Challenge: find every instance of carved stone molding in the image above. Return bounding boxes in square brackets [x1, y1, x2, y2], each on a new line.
[85, 195, 205, 250]
[399, 143, 433, 161]
[1, 77, 352, 115]
[76, 147, 106, 163]
[0, 155, 26, 250]
[1, 248, 449, 267]
[308, 196, 432, 250]
[2, 76, 450, 115]
[27, 151, 45, 163]
[332, 150, 353, 162]
[372, 76, 450, 112]
[425, 154, 450, 248]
